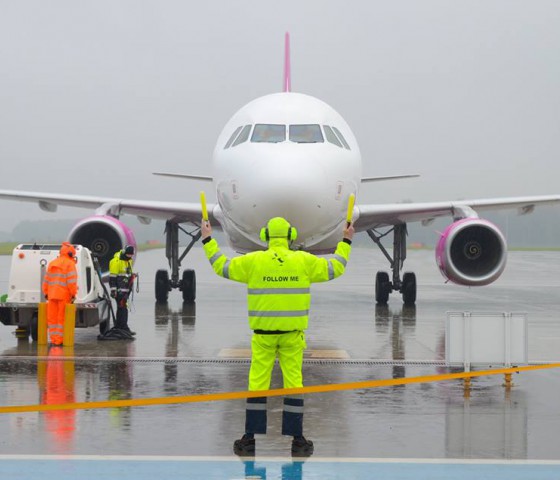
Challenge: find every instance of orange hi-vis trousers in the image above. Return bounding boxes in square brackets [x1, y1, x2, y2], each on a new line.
[47, 300, 68, 346]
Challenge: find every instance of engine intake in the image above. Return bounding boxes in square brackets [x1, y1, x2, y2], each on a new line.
[435, 218, 507, 286]
[68, 215, 136, 272]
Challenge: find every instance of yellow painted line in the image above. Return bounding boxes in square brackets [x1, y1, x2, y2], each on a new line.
[2, 362, 559, 414]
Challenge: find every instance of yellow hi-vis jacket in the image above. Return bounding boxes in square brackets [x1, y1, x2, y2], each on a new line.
[109, 251, 134, 294]
[203, 237, 351, 331]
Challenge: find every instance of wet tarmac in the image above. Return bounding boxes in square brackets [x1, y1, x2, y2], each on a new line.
[0, 245, 560, 478]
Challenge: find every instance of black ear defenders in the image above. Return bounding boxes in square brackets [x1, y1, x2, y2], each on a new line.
[260, 227, 268, 242]
[259, 226, 298, 242]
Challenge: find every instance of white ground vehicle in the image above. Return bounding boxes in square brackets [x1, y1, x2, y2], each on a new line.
[0, 244, 112, 340]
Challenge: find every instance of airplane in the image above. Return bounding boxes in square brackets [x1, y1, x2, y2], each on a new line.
[1, 32, 560, 306]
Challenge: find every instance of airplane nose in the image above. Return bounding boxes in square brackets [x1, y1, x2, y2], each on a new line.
[250, 155, 330, 231]
[256, 155, 323, 196]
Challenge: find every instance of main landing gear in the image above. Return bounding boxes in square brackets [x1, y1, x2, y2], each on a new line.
[367, 223, 417, 306]
[155, 221, 200, 304]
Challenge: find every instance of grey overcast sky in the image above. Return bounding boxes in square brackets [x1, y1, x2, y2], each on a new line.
[0, 1, 559, 230]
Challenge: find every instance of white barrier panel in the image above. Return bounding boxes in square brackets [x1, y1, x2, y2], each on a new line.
[445, 312, 528, 370]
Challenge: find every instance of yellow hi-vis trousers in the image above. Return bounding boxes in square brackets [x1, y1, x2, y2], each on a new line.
[245, 331, 307, 436]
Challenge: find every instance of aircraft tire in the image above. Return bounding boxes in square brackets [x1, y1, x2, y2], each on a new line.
[401, 272, 417, 306]
[155, 269, 170, 303]
[375, 271, 390, 305]
[181, 269, 196, 304]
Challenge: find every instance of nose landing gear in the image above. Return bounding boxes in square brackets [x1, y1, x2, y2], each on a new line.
[155, 221, 200, 304]
[369, 224, 417, 306]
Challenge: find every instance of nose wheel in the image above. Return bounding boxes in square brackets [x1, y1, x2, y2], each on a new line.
[375, 270, 417, 305]
[155, 268, 197, 304]
[375, 271, 391, 305]
[155, 269, 170, 303]
[401, 272, 416, 306]
[181, 269, 196, 303]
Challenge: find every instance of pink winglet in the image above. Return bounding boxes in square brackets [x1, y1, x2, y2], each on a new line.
[283, 32, 291, 92]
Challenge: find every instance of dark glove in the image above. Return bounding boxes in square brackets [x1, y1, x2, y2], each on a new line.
[110, 290, 116, 298]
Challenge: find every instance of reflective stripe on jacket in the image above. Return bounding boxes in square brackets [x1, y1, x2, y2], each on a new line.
[109, 251, 134, 292]
[42, 257, 78, 301]
[203, 237, 351, 331]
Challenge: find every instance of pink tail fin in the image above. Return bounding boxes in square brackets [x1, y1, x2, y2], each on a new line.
[283, 32, 291, 92]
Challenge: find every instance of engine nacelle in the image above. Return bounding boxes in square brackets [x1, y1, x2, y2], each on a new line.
[68, 215, 136, 272]
[435, 218, 507, 286]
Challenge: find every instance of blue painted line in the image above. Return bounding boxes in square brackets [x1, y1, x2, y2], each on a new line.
[1, 458, 559, 480]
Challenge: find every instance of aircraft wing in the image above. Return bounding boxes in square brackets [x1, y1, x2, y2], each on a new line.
[354, 194, 560, 230]
[0, 189, 215, 225]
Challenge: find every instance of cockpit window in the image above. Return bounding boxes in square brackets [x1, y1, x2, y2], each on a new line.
[289, 124, 324, 143]
[231, 124, 252, 147]
[323, 125, 343, 148]
[251, 124, 286, 143]
[224, 126, 243, 149]
[332, 126, 351, 150]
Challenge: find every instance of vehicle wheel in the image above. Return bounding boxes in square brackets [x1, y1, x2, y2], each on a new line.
[181, 269, 196, 304]
[155, 269, 170, 303]
[375, 271, 391, 305]
[401, 272, 417, 306]
[30, 312, 39, 342]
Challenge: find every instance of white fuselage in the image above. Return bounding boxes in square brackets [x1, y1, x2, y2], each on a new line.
[212, 92, 362, 253]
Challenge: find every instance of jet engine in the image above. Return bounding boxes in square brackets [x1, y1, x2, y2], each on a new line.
[68, 215, 136, 272]
[435, 218, 507, 286]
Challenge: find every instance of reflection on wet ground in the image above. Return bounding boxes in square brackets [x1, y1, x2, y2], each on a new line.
[0, 247, 559, 476]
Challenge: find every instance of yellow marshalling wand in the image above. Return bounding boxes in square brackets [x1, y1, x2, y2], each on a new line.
[200, 191, 208, 222]
[346, 193, 355, 227]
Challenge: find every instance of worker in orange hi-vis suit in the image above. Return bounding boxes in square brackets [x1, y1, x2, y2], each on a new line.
[42, 242, 78, 346]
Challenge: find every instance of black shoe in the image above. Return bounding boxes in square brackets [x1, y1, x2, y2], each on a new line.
[124, 328, 136, 336]
[291, 436, 314, 457]
[233, 434, 255, 456]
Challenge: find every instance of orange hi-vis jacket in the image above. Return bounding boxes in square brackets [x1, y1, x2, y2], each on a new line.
[42, 243, 78, 302]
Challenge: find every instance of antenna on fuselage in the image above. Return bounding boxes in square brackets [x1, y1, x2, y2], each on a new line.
[283, 32, 291, 92]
